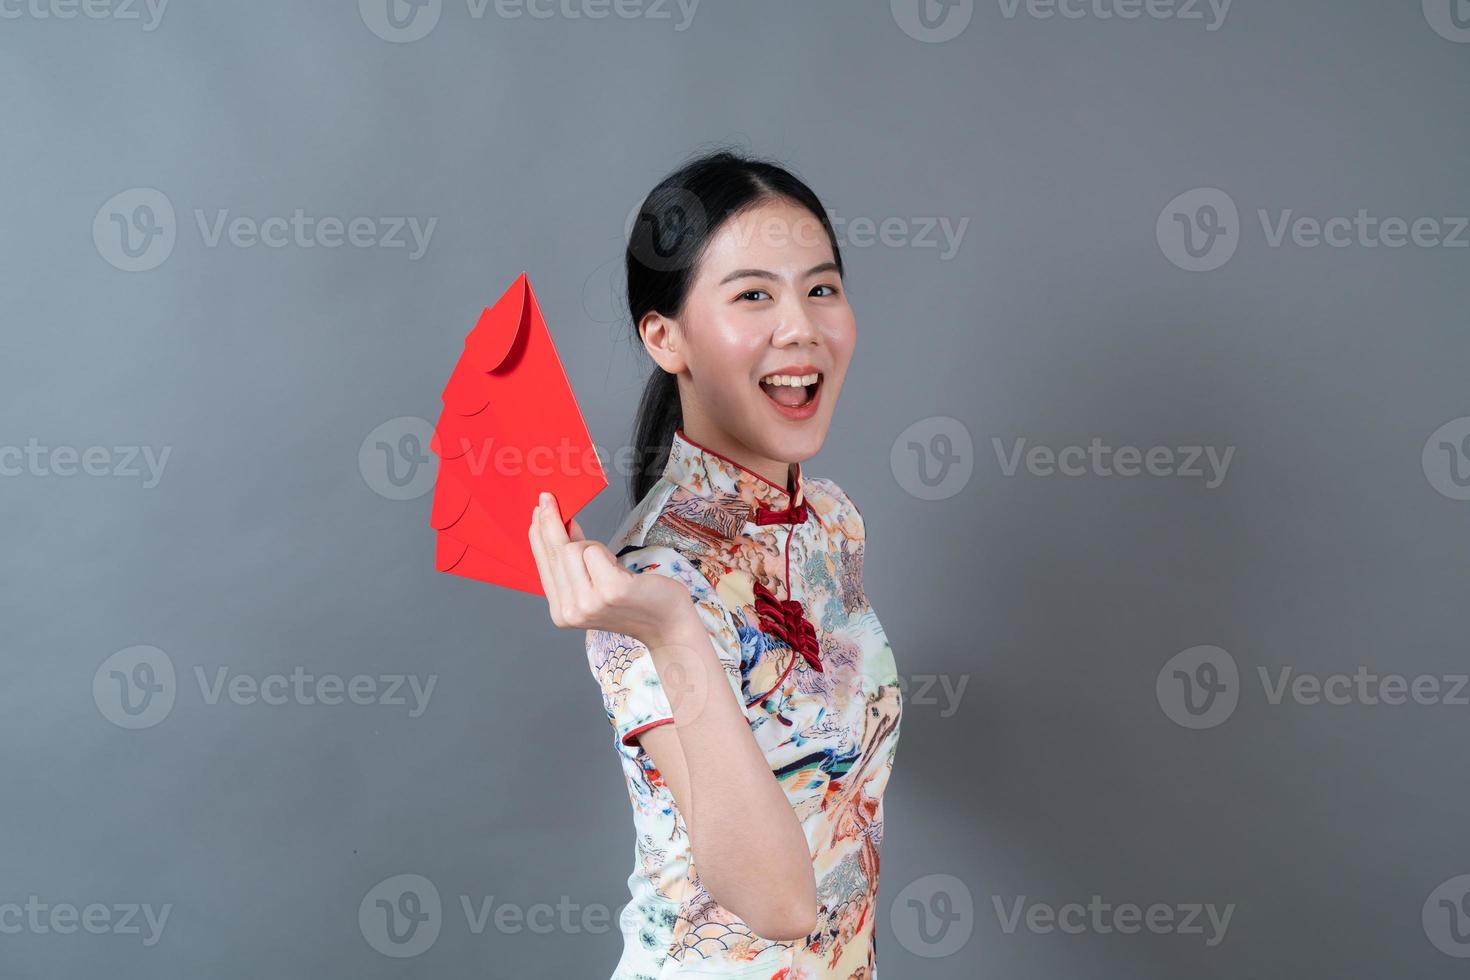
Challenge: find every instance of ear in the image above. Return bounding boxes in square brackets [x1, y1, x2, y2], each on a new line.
[639, 311, 687, 375]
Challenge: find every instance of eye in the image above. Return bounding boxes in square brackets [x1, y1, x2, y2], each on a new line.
[737, 289, 770, 302]
[811, 283, 839, 297]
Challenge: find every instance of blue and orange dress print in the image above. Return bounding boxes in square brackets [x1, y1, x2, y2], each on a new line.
[585, 427, 903, 979]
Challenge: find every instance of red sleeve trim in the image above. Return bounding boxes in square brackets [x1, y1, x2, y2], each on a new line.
[621, 717, 675, 746]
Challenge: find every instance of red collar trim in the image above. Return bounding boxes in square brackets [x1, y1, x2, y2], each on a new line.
[669, 428, 808, 525]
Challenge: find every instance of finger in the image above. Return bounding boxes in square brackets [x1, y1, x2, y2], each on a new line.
[566, 516, 586, 543]
[539, 493, 570, 546]
[540, 494, 593, 597]
[583, 543, 631, 594]
[559, 541, 597, 600]
[527, 501, 563, 614]
[536, 496, 576, 608]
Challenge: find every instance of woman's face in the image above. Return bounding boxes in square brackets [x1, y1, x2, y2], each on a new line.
[642, 196, 856, 481]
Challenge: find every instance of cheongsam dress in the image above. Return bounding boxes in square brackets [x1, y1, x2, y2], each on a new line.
[585, 427, 903, 979]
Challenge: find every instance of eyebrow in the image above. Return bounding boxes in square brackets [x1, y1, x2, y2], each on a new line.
[717, 262, 842, 286]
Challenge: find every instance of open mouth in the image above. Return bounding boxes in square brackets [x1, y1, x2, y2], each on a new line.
[759, 371, 823, 414]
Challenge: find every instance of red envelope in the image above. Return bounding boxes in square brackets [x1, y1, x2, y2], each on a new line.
[429, 272, 607, 595]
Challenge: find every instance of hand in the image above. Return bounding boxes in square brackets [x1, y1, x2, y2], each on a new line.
[526, 492, 694, 646]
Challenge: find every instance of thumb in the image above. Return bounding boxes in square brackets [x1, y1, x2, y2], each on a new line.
[583, 543, 630, 592]
[566, 516, 586, 542]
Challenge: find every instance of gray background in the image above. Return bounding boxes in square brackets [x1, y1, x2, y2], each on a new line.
[3, 0, 1469, 977]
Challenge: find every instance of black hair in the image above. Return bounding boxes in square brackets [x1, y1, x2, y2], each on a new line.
[624, 147, 846, 505]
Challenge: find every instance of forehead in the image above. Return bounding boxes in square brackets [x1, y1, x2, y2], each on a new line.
[695, 197, 834, 280]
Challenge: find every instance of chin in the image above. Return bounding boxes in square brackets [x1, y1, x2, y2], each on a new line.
[766, 419, 829, 462]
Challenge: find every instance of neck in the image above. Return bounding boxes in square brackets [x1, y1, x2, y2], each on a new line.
[679, 421, 793, 492]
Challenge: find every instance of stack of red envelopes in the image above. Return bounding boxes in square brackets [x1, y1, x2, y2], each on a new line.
[429, 272, 608, 595]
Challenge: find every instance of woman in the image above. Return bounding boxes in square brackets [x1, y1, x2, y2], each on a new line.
[526, 150, 903, 979]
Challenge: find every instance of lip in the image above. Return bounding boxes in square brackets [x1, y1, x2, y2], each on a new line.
[759, 371, 822, 421]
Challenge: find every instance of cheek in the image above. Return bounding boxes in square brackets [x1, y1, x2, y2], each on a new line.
[692, 316, 765, 389]
[825, 322, 857, 385]
[824, 312, 858, 359]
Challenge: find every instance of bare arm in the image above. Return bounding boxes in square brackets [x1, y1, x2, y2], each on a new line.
[526, 493, 816, 940]
[636, 611, 817, 941]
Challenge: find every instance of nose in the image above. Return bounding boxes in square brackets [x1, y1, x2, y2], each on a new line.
[771, 295, 821, 347]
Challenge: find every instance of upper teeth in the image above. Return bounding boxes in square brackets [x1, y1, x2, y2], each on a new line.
[761, 373, 819, 387]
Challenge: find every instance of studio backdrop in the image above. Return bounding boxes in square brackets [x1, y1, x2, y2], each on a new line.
[3, 2, 1469, 978]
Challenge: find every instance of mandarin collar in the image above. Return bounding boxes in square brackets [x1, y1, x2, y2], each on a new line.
[663, 428, 809, 526]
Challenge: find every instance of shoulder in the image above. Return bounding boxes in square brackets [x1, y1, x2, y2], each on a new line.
[599, 479, 734, 626]
[803, 476, 865, 540]
[606, 478, 679, 555]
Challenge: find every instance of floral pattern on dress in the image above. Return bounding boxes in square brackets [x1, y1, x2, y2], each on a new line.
[586, 429, 903, 979]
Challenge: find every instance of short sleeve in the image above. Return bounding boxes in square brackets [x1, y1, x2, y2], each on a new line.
[584, 544, 746, 753]
[812, 477, 864, 540]
[838, 483, 864, 533]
